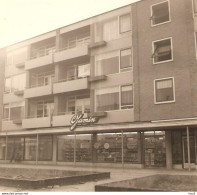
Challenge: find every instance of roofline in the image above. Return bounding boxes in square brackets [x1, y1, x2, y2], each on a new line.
[2, 0, 141, 49]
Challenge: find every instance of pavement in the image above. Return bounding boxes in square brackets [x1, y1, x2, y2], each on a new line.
[0, 163, 196, 192]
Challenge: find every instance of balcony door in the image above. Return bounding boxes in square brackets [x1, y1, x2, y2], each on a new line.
[76, 98, 90, 116]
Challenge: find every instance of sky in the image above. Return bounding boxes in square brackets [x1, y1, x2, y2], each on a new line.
[0, 0, 139, 48]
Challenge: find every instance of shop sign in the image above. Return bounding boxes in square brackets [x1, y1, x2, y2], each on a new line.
[70, 114, 99, 131]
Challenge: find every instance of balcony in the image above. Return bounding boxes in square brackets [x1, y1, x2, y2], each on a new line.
[54, 35, 90, 63]
[53, 113, 73, 127]
[24, 84, 52, 99]
[25, 45, 55, 70]
[2, 120, 23, 131]
[22, 116, 51, 129]
[53, 77, 89, 94]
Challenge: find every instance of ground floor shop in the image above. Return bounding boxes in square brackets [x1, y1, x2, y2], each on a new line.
[0, 127, 196, 170]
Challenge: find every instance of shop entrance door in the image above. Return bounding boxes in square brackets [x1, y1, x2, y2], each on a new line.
[182, 136, 195, 169]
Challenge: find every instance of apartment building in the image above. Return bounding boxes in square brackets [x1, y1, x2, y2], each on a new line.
[0, 0, 196, 170]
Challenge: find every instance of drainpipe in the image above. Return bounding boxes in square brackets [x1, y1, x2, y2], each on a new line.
[186, 126, 191, 171]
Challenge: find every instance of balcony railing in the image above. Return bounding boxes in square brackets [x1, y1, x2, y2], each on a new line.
[30, 44, 56, 59]
[58, 34, 90, 52]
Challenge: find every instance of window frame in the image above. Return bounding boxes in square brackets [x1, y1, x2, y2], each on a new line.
[154, 77, 175, 104]
[150, 0, 171, 27]
[192, 0, 197, 16]
[152, 37, 173, 65]
[95, 48, 132, 76]
[4, 73, 26, 94]
[119, 13, 132, 34]
[95, 84, 134, 112]
[3, 102, 25, 121]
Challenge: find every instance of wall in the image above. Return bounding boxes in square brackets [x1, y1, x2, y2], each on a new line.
[134, 0, 195, 121]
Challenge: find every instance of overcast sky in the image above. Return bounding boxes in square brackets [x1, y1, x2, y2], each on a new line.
[0, 0, 139, 48]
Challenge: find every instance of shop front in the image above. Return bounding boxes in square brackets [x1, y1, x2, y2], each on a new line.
[0, 126, 196, 170]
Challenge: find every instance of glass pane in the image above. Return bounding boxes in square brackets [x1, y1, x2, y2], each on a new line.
[93, 133, 122, 163]
[103, 17, 118, 41]
[124, 132, 140, 163]
[172, 131, 182, 164]
[4, 78, 11, 93]
[24, 136, 37, 161]
[10, 107, 24, 120]
[78, 64, 90, 78]
[121, 85, 133, 109]
[120, 14, 131, 33]
[0, 138, 6, 160]
[156, 79, 174, 102]
[3, 105, 9, 120]
[120, 49, 132, 69]
[152, 1, 169, 25]
[38, 135, 52, 161]
[7, 137, 24, 162]
[153, 39, 172, 63]
[76, 134, 92, 162]
[144, 131, 166, 167]
[57, 135, 75, 162]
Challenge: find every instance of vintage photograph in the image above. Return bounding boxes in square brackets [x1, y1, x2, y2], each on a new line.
[0, 0, 196, 193]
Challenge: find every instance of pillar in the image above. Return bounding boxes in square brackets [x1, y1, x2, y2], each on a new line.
[52, 135, 57, 164]
[140, 132, 145, 167]
[91, 133, 97, 162]
[165, 131, 173, 169]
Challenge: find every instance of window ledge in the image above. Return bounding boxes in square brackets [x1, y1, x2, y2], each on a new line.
[88, 41, 107, 49]
[14, 90, 24, 96]
[89, 75, 107, 82]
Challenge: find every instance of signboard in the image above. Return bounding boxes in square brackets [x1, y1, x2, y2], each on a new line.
[70, 114, 99, 131]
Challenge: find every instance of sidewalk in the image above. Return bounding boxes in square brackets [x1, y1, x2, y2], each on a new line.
[0, 163, 196, 192]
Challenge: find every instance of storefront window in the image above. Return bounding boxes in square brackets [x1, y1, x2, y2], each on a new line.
[0, 138, 6, 160]
[38, 135, 52, 161]
[144, 131, 166, 167]
[123, 132, 140, 163]
[7, 137, 24, 162]
[172, 131, 182, 164]
[93, 133, 122, 163]
[76, 134, 92, 162]
[24, 136, 37, 161]
[57, 135, 75, 162]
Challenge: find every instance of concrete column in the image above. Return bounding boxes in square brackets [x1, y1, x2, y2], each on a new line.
[140, 132, 145, 167]
[26, 70, 30, 88]
[54, 95, 59, 116]
[137, 132, 142, 163]
[165, 131, 173, 169]
[55, 63, 60, 83]
[91, 133, 97, 162]
[52, 135, 57, 164]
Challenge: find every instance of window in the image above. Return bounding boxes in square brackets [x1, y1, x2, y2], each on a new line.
[24, 136, 37, 161]
[95, 49, 132, 76]
[4, 74, 26, 93]
[120, 49, 132, 71]
[121, 85, 133, 109]
[193, 0, 197, 14]
[152, 38, 172, 64]
[95, 85, 133, 112]
[38, 135, 52, 161]
[0, 138, 6, 160]
[6, 47, 27, 66]
[36, 100, 54, 118]
[151, 1, 170, 26]
[67, 95, 90, 114]
[119, 14, 131, 33]
[30, 71, 54, 88]
[3, 102, 25, 121]
[154, 77, 175, 103]
[96, 87, 119, 112]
